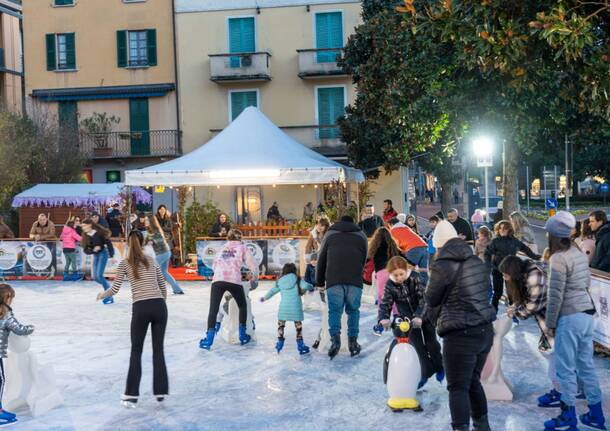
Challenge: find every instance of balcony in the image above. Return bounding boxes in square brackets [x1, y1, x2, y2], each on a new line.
[209, 52, 272, 83]
[79, 130, 181, 160]
[210, 125, 345, 156]
[296, 49, 348, 79]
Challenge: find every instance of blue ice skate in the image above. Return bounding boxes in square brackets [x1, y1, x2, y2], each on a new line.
[239, 325, 251, 345]
[275, 338, 284, 353]
[436, 369, 445, 383]
[373, 323, 384, 336]
[544, 402, 579, 431]
[0, 410, 17, 427]
[214, 321, 221, 334]
[102, 296, 114, 305]
[579, 402, 606, 430]
[199, 329, 215, 350]
[297, 339, 310, 355]
[539, 389, 562, 408]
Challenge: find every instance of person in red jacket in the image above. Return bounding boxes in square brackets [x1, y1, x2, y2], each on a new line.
[388, 217, 429, 283]
[382, 199, 398, 224]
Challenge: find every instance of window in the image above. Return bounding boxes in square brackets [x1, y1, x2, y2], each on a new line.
[46, 33, 75, 71]
[230, 90, 258, 121]
[128, 31, 148, 66]
[117, 30, 157, 68]
[54, 0, 74, 6]
[315, 12, 343, 63]
[316, 87, 345, 139]
[228, 17, 255, 68]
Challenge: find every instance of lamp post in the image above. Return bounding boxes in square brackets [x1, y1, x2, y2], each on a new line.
[473, 136, 494, 223]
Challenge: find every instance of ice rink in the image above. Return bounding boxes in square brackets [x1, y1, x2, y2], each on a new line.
[9, 281, 610, 431]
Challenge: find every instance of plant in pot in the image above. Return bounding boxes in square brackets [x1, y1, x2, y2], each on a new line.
[80, 112, 120, 157]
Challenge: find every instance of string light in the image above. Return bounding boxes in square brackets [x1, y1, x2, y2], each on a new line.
[314, 185, 318, 189]
[300, 185, 305, 188]
[216, 185, 221, 189]
[272, 184, 276, 188]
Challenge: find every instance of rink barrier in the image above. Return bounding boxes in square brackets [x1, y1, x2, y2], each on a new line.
[591, 269, 610, 351]
[196, 236, 309, 280]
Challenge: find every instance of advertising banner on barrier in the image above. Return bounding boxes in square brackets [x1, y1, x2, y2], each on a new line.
[196, 239, 304, 278]
[591, 272, 610, 349]
[0, 241, 59, 278]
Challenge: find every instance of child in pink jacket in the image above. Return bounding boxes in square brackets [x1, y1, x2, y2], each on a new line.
[60, 220, 82, 280]
[199, 229, 259, 350]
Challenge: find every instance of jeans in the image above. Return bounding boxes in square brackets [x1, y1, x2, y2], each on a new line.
[126, 299, 168, 397]
[406, 246, 429, 285]
[156, 251, 183, 294]
[443, 324, 493, 429]
[327, 284, 362, 338]
[93, 249, 110, 291]
[64, 250, 77, 274]
[555, 312, 602, 406]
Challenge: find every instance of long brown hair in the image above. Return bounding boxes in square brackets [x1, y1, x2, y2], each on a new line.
[0, 284, 15, 319]
[127, 231, 149, 280]
[147, 214, 163, 235]
[494, 220, 514, 237]
[368, 227, 401, 260]
[548, 234, 572, 256]
[498, 256, 527, 305]
[80, 219, 111, 249]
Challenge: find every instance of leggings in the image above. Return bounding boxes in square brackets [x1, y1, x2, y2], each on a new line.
[278, 320, 303, 340]
[207, 281, 247, 330]
[126, 299, 168, 398]
[491, 270, 504, 312]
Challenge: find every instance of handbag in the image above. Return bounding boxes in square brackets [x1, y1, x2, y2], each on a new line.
[362, 258, 374, 285]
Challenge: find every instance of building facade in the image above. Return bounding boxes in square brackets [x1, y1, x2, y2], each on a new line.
[23, 0, 179, 199]
[0, 0, 23, 113]
[175, 0, 410, 221]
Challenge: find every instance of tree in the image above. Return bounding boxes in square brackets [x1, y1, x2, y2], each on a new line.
[340, 0, 609, 216]
[0, 109, 87, 213]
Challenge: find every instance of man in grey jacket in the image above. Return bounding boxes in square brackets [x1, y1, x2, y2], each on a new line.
[316, 215, 368, 359]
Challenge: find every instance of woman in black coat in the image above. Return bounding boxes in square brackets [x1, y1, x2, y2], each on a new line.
[485, 220, 540, 312]
[209, 213, 231, 237]
[426, 222, 496, 431]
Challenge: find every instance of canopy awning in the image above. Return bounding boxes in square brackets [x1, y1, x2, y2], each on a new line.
[125, 107, 364, 187]
[12, 183, 151, 208]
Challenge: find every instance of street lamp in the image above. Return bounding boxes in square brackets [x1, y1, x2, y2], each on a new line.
[472, 136, 494, 222]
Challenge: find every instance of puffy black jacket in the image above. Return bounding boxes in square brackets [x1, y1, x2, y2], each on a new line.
[591, 223, 610, 272]
[316, 221, 368, 288]
[426, 238, 496, 337]
[485, 236, 539, 270]
[378, 273, 424, 322]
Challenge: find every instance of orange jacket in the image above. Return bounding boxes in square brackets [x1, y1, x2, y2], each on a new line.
[391, 225, 426, 253]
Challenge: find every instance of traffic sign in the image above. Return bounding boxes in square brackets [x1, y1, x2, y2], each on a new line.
[545, 198, 558, 210]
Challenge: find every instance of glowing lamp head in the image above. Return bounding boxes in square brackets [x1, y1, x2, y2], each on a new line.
[472, 136, 494, 157]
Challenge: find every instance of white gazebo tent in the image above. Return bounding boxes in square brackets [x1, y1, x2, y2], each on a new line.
[125, 107, 364, 188]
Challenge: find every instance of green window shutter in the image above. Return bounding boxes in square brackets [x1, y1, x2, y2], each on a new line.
[46, 34, 56, 71]
[65, 33, 76, 69]
[58, 101, 78, 132]
[147, 29, 157, 66]
[228, 17, 255, 68]
[318, 87, 344, 138]
[316, 12, 343, 63]
[117, 30, 127, 68]
[231, 91, 257, 121]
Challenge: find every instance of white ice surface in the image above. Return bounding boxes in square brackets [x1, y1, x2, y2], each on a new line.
[9, 281, 610, 431]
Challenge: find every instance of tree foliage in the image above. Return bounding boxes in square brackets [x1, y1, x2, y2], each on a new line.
[0, 109, 87, 212]
[340, 0, 609, 215]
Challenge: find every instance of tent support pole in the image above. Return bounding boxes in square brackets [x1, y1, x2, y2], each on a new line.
[126, 186, 132, 239]
[356, 182, 360, 222]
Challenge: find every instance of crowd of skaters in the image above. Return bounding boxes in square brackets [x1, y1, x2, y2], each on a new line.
[0, 198, 609, 429]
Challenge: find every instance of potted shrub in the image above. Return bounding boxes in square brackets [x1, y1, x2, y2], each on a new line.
[80, 112, 120, 157]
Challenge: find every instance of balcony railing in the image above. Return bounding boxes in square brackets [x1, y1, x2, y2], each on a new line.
[209, 52, 272, 83]
[296, 48, 347, 79]
[79, 130, 181, 159]
[210, 124, 345, 153]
